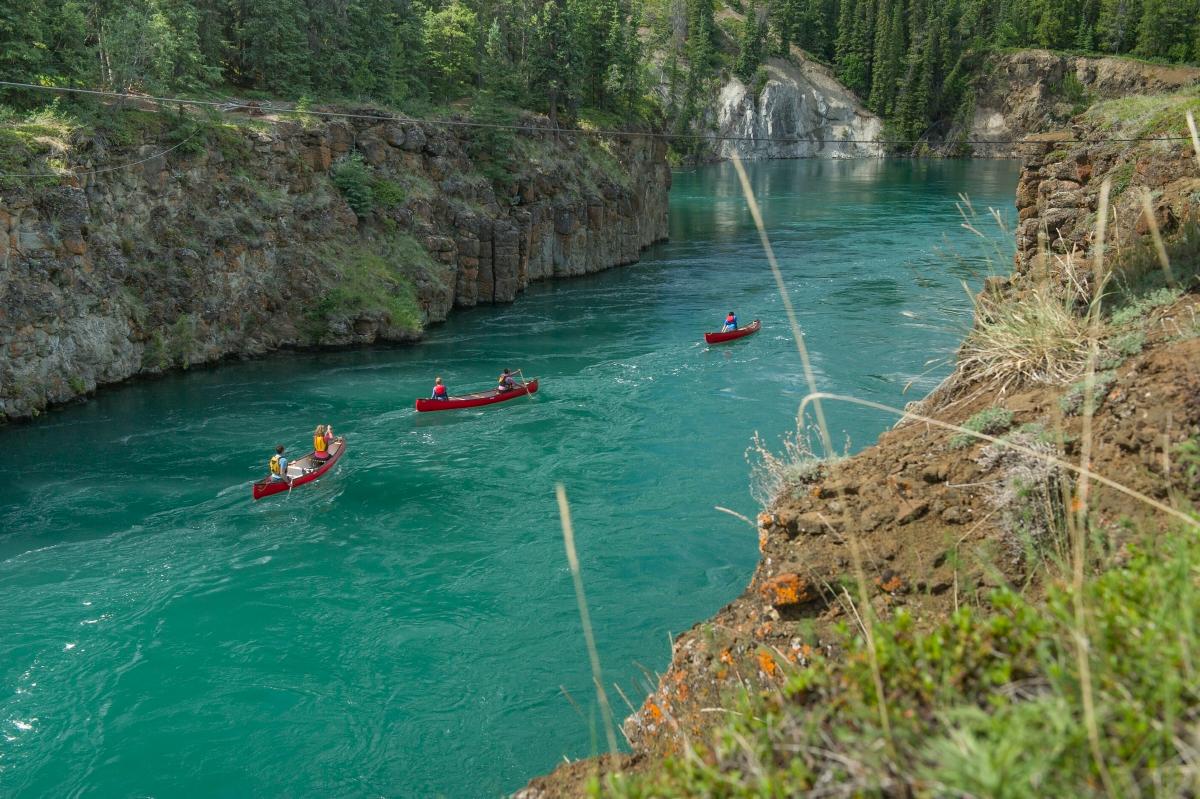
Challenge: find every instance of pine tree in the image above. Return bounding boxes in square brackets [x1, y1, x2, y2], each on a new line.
[734, 6, 768, 81]
[1096, 0, 1142, 52]
[1134, 0, 1198, 61]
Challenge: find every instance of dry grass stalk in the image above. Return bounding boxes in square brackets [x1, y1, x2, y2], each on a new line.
[958, 281, 1090, 389]
[1187, 111, 1200, 172]
[1074, 177, 1117, 798]
[555, 483, 621, 764]
[1139, 189, 1176, 287]
[729, 152, 834, 459]
[840, 522, 895, 756]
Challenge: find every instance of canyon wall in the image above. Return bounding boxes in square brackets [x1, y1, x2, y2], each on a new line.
[0, 111, 670, 421]
[963, 49, 1200, 157]
[712, 56, 883, 160]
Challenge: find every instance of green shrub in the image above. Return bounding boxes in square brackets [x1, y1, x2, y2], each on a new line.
[1110, 287, 1182, 327]
[371, 177, 406, 208]
[1175, 437, 1200, 493]
[305, 234, 433, 339]
[750, 67, 769, 100]
[331, 152, 374, 217]
[1059, 370, 1117, 416]
[1099, 329, 1145, 369]
[949, 406, 1014, 449]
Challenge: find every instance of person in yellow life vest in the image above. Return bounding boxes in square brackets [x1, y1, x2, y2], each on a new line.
[313, 425, 330, 462]
[269, 445, 289, 482]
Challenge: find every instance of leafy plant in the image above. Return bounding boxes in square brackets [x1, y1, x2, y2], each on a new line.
[331, 153, 374, 218]
[1059, 370, 1117, 416]
[1109, 287, 1183, 327]
[949, 406, 1014, 449]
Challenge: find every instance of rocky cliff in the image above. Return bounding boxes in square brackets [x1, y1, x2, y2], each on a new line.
[962, 50, 1200, 157]
[0, 108, 670, 421]
[519, 87, 1200, 798]
[712, 56, 883, 160]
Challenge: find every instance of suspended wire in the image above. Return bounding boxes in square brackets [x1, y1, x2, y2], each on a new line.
[0, 78, 1191, 181]
[0, 130, 201, 179]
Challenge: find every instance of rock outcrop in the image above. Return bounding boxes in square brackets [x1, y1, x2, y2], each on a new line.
[615, 88, 1200, 769]
[0, 110, 670, 421]
[963, 50, 1200, 157]
[712, 56, 883, 160]
[520, 87, 1200, 798]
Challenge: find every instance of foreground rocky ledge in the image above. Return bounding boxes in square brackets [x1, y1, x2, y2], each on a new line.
[520, 84, 1200, 796]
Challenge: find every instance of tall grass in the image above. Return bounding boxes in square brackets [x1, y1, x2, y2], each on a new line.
[569, 117, 1200, 799]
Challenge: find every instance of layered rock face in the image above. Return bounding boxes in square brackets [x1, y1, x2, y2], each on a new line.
[0, 113, 670, 421]
[615, 93, 1200, 767]
[966, 50, 1200, 157]
[713, 56, 883, 160]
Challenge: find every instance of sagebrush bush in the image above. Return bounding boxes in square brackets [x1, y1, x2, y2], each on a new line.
[746, 429, 828, 506]
[949, 406, 1014, 449]
[1059, 370, 1117, 416]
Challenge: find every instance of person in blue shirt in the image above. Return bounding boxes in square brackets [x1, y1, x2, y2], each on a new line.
[722, 311, 738, 332]
[269, 445, 289, 482]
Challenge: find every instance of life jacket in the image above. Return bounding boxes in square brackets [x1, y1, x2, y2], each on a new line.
[269, 454, 282, 475]
[314, 435, 327, 453]
[726, 315, 736, 326]
[433, 384, 447, 397]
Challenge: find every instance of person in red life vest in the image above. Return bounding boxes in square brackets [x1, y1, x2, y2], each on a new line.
[722, 311, 738, 332]
[431, 377, 449, 401]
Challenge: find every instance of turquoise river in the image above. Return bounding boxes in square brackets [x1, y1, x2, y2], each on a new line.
[0, 159, 1019, 797]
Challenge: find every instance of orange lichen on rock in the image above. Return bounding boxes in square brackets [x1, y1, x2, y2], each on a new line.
[757, 649, 779, 677]
[759, 572, 814, 607]
[719, 648, 734, 665]
[875, 570, 907, 594]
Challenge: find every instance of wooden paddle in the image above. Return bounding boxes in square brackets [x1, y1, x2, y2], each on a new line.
[514, 368, 537, 402]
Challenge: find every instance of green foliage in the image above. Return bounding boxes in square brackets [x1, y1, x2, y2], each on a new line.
[1110, 286, 1183, 326]
[949, 406, 1015, 449]
[306, 234, 431, 338]
[1175, 437, 1200, 493]
[733, 8, 768, 82]
[1059, 369, 1118, 416]
[330, 153, 374, 218]
[1102, 329, 1145, 368]
[463, 93, 518, 186]
[370, 177, 405, 209]
[0, 0, 651, 129]
[423, 1, 479, 96]
[611, 526, 1200, 797]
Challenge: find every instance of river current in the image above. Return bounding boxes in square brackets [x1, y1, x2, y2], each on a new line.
[0, 158, 1018, 797]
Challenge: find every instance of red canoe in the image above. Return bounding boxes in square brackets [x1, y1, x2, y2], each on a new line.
[705, 319, 761, 344]
[414, 378, 539, 412]
[252, 436, 346, 500]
